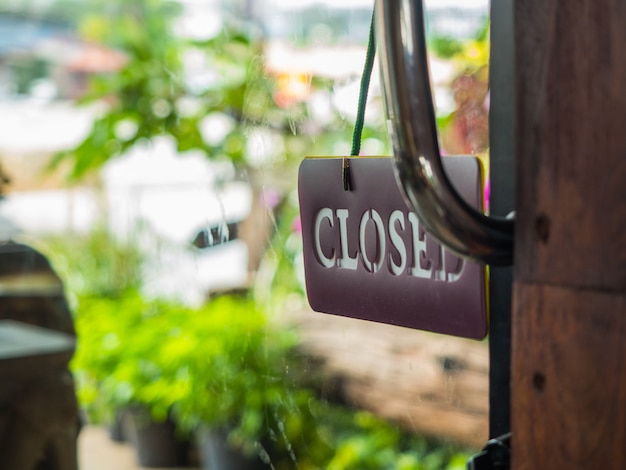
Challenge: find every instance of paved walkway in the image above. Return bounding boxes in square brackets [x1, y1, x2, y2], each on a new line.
[78, 426, 199, 470]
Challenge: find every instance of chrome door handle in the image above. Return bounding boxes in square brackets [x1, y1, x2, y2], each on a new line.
[376, 0, 514, 265]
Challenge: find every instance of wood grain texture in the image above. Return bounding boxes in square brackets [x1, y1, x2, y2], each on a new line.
[513, 1, 626, 467]
[514, 0, 626, 290]
[511, 284, 626, 470]
[286, 307, 489, 448]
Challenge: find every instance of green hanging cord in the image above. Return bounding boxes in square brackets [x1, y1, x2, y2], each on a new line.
[351, 12, 377, 157]
[344, 11, 377, 191]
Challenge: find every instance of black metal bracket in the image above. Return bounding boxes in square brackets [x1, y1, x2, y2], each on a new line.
[467, 433, 511, 470]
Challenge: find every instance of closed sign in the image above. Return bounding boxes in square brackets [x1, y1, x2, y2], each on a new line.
[298, 157, 487, 339]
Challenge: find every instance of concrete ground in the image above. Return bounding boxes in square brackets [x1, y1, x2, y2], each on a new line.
[78, 426, 199, 470]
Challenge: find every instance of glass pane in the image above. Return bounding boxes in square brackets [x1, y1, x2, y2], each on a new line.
[0, 0, 491, 468]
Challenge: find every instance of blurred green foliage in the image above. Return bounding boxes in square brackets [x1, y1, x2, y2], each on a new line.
[48, 0, 387, 183]
[430, 19, 490, 157]
[70, 286, 470, 469]
[37, 226, 145, 301]
[45, 226, 470, 470]
[51, 6, 265, 177]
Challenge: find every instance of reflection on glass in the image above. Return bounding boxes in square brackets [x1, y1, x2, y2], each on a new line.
[0, 0, 489, 468]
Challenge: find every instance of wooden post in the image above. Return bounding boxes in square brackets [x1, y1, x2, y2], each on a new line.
[512, 1, 626, 468]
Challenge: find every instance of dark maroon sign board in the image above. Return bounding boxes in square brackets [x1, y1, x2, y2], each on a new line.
[298, 156, 487, 339]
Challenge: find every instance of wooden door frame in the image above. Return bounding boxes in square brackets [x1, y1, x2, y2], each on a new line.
[512, 1, 626, 468]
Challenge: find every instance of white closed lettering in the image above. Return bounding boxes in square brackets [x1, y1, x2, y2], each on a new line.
[314, 208, 335, 268]
[389, 210, 407, 276]
[359, 210, 386, 273]
[312, 207, 465, 282]
[336, 209, 358, 270]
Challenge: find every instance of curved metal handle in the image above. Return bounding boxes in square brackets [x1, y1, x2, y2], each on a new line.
[375, 0, 514, 265]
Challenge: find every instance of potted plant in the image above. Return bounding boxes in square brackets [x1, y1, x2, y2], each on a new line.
[72, 290, 194, 466]
[171, 293, 306, 469]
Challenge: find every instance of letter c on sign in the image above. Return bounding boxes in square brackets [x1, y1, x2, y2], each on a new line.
[314, 208, 336, 268]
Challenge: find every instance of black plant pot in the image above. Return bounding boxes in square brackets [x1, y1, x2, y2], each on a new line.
[126, 408, 190, 467]
[107, 409, 126, 443]
[196, 427, 268, 470]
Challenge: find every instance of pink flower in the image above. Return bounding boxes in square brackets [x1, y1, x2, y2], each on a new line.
[262, 188, 280, 209]
[291, 216, 302, 235]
